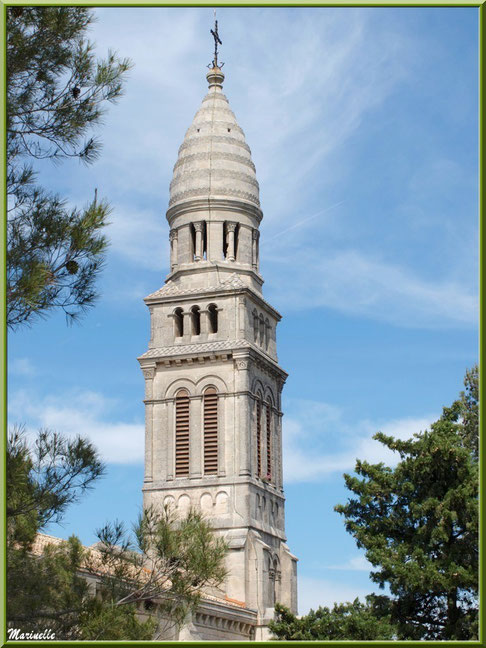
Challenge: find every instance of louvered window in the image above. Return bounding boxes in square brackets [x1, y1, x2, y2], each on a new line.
[256, 397, 262, 476]
[266, 402, 272, 480]
[175, 390, 190, 476]
[203, 387, 218, 474]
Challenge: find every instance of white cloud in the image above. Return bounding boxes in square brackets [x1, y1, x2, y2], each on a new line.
[8, 389, 144, 465]
[298, 575, 370, 615]
[106, 205, 168, 271]
[9, 357, 36, 377]
[79, 8, 415, 243]
[46, 8, 474, 333]
[324, 555, 372, 572]
[267, 248, 478, 329]
[283, 398, 434, 483]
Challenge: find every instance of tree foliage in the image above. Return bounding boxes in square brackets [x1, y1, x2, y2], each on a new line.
[7, 426, 104, 548]
[7, 429, 227, 640]
[335, 366, 479, 640]
[269, 599, 396, 641]
[7, 7, 131, 328]
[91, 507, 228, 637]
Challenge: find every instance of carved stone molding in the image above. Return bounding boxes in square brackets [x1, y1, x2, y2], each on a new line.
[142, 367, 155, 381]
[179, 134, 251, 155]
[169, 187, 260, 208]
[169, 229, 178, 241]
[170, 168, 260, 191]
[174, 151, 256, 172]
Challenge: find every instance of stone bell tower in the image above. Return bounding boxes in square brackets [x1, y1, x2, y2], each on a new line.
[138, 30, 297, 639]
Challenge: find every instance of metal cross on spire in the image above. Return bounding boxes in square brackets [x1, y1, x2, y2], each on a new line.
[209, 11, 223, 68]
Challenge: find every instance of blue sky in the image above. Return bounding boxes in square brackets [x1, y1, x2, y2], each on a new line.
[8, 7, 478, 614]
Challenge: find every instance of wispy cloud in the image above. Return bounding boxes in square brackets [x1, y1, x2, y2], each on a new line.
[267, 248, 478, 329]
[9, 389, 144, 465]
[283, 398, 435, 483]
[8, 357, 36, 377]
[106, 206, 168, 271]
[80, 8, 415, 248]
[324, 555, 372, 572]
[58, 8, 475, 334]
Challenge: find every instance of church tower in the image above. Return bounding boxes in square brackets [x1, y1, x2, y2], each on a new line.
[138, 26, 297, 639]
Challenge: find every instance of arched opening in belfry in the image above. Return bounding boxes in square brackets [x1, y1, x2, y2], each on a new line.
[202, 222, 207, 260]
[222, 221, 228, 259]
[190, 223, 196, 261]
[191, 305, 201, 336]
[234, 223, 240, 261]
[174, 308, 184, 337]
[208, 303, 218, 333]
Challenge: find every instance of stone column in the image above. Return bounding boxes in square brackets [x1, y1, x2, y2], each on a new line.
[252, 229, 260, 270]
[234, 355, 251, 476]
[226, 222, 237, 262]
[169, 229, 178, 270]
[177, 224, 192, 264]
[183, 310, 191, 340]
[238, 296, 246, 336]
[193, 221, 204, 261]
[142, 366, 156, 482]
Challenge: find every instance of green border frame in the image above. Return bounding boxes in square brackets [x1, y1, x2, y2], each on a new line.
[1, 1, 483, 647]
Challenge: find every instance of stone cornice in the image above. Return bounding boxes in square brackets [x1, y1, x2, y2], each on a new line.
[138, 339, 288, 382]
[166, 197, 263, 224]
[144, 275, 281, 321]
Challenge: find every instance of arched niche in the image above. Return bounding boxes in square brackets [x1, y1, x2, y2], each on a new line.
[215, 491, 229, 515]
[164, 378, 196, 399]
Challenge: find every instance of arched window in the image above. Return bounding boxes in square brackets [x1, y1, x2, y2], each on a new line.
[175, 390, 190, 476]
[265, 318, 270, 349]
[208, 304, 218, 334]
[273, 556, 280, 604]
[191, 305, 200, 336]
[266, 400, 272, 481]
[253, 309, 258, 342]
[265, 552, 276, 607]
[174, 308, 184, 337]
[203, 387, 218, 474]
[259, 314, 265, 346]
[256, 394, 262, 477]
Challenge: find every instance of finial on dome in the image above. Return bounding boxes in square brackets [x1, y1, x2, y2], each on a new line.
[207, 12, 224, 89]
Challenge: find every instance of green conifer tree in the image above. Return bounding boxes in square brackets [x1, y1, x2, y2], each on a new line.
[335, 366, 479, 640]
[7, 7, 132, 328]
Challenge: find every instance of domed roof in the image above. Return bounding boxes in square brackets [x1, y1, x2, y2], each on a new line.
[168, 68, 260, 210]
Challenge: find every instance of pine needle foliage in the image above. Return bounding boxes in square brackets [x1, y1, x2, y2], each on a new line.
[7, 429, 228, 640]
[7, 7, 132, 328]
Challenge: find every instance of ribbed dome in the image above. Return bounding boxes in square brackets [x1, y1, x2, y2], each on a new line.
[169, 68, 260, 209]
